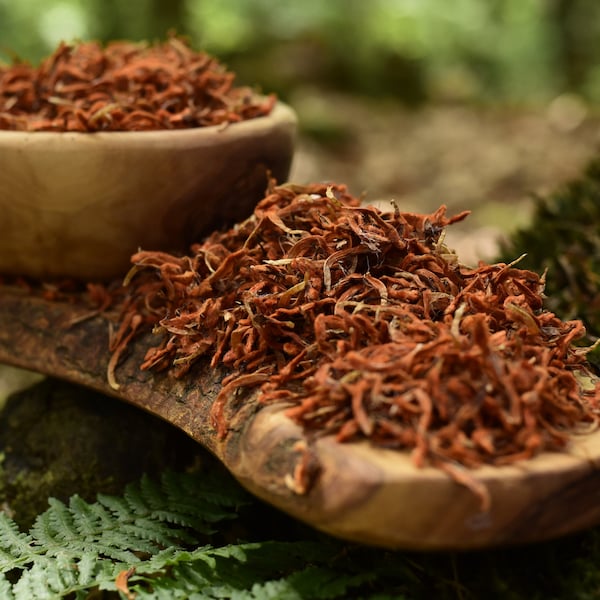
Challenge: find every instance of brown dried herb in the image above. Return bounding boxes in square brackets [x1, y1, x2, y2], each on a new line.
[113, 182, 600, 507]
[0, 37, 275, 132]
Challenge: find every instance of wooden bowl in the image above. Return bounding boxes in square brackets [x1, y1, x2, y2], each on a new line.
[0, 101, 297, 281]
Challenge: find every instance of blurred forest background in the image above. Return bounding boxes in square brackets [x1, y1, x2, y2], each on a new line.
[2, 0, 600, 104]
[1, 0, 599, 260]
[3, 5, 600, 597]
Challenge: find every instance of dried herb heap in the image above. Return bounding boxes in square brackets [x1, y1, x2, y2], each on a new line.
[0, 37, 275, 132]
[114, 182, 599, 502]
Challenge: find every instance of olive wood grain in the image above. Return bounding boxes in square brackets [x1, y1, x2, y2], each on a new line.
[0, 102, 297, 280]
[1, 284, 600, 550]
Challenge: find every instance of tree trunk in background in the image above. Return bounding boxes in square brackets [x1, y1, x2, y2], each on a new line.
[147, 0, 189, 38]
[551, 0, 600, 92]
[90, 0, 189, 42]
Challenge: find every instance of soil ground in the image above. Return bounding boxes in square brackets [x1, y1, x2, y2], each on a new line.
[289, 94, 600, 264]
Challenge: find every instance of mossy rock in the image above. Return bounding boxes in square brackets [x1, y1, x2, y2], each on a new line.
[499, 159, 600, 355]
[0, 378, 204, 528]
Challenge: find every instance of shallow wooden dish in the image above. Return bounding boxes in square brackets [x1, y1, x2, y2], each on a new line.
[1, 286, 600, 550]
[0, 102, 297, 280]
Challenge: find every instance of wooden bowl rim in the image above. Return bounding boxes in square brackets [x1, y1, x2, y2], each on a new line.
[0, 101, 297, 144]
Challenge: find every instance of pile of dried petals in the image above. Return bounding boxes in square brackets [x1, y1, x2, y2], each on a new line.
[0, 37, 274, 132]
[112, 182, 600, 505]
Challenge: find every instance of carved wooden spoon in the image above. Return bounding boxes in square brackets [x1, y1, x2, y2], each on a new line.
[2, 284, 600, 550]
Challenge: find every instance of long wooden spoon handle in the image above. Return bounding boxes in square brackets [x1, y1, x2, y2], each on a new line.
[0, 286, 234, 451]
[3, 285, 600, 550]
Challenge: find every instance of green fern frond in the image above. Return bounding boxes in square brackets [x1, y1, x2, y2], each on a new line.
[0, 466, 416, 599]
[0, 469, 252, 599]
[0, 513, 38, 571]
[0, 574, 15, 600]
[126, 542, 332, 599]
[286, 565, 378, 599]
[125, 541, 398, 600]
[244, 579, 305, 600]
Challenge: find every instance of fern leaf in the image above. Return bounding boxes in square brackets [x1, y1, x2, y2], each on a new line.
[11, 554, 117, 600]
[139, 474, 166, 511]
[96, 493, 133, 521]
[29, 511, 71, 557]
[161, 470, 249, 508]
[11, 561, 48, 600]
[124, 483, 153, 517]
[31, 507, 138, 564]
[1, 469, 411, 599]
[75, 553, 100, 587]
[68, 494, 104, 538]
[0, 513, 38, 572]
[45, 498, 78, 543]
[286, 565, 377, 599]
[125, 542, 343, 599]
[121, 519, 190, 547]
[243, 579, 304, 599]
[0, 469, 252, 597]
[0, 573, 15, 600]
[12, 557, 72, 600]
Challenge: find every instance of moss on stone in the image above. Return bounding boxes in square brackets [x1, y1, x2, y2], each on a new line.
[0, 378, 204, 528]
[499, 160, 600, 349]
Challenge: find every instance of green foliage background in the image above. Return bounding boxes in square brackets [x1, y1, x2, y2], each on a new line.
[1, 0, 600, 105]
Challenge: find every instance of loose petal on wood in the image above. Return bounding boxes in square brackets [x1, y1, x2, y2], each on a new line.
[1, 285, 600, 549]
